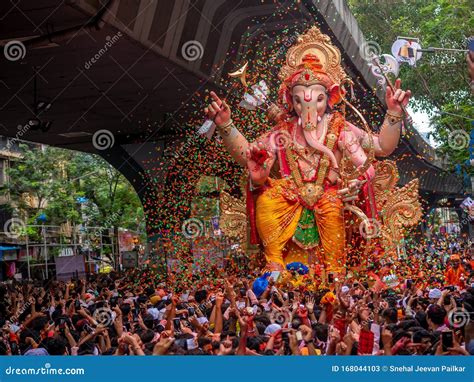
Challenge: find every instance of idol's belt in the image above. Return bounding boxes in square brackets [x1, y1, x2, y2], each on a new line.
[278, 178, 327, 210]
[299, 183, 324, 208]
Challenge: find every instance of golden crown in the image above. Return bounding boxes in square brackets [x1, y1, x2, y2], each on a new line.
[279, 26, 348, 86]
[291, 68, 324, 87]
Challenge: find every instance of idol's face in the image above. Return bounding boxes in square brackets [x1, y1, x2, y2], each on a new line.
[292, 84, 328, 129]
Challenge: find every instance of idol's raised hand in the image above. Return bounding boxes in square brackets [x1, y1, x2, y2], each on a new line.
[385, 78, 412, 115]
[204, 91, 231, 126]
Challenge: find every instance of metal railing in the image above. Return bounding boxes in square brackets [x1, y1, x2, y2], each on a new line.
[8, 224, 141, 280]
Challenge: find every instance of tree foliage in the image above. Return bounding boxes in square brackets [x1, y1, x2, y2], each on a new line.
[5, 145, 145, 233]
[348, 0, 473, 169]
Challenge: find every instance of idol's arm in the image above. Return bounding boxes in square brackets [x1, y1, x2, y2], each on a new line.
[205, 91, 275, 181]
[215, 119, 249, 167]
[373, 111, 403, 157]
[374, 78, 412, 157]
[204, 91, 249, 167]
[346, 113, 402, 158]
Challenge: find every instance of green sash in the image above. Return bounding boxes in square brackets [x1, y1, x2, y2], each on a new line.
[293, 208, 319, 249]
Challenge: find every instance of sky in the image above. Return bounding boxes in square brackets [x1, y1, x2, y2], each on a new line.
[408, 103, 439, 147]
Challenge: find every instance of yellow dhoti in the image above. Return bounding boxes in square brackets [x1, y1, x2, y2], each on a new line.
[255, 178, 345, 273]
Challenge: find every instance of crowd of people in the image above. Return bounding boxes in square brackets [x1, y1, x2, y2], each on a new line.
[0, 236, 473, 357]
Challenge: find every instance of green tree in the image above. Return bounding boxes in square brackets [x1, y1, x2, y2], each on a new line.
[6, 145, 79, 224]
[67, 153, 145, 232]
[5, 145, 145, 234]
[348, 0, 473, 169]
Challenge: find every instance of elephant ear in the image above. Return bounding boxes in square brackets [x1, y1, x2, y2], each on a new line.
[327, 84, 344, 107]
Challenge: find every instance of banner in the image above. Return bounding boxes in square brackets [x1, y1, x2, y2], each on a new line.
[0, 356, 471, 382]
[54, 255, 85, 281]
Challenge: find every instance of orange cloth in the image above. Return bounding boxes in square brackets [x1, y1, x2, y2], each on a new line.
[444, 266, 467, 288]
[255, 178, 345, 272]
[321, 291, 336, 305]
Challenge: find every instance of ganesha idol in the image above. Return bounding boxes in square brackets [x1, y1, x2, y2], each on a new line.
[204, 27, 422, 276]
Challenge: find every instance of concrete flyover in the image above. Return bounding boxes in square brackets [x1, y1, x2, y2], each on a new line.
[0, 0, 464, 236]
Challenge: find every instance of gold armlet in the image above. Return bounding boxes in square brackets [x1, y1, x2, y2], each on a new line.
[216, 119, 234, 137]
[385, 111, 403, 125]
